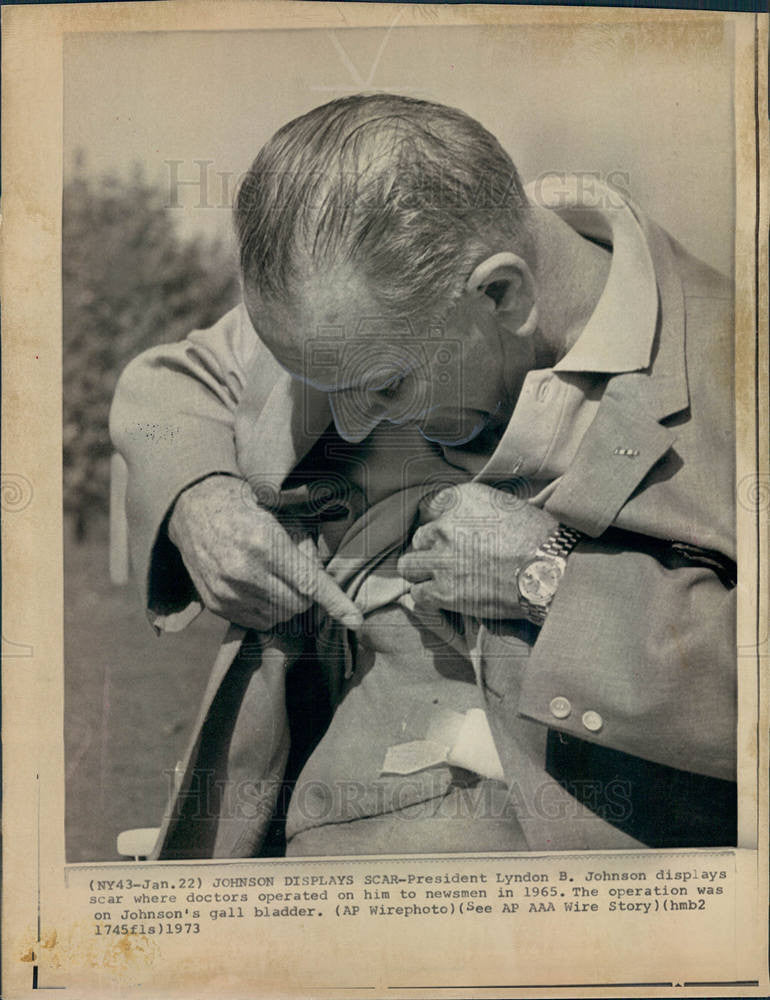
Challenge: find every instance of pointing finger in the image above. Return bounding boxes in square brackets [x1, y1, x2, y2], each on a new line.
[312, 569, 364, 629]
[290, 553, 363, 629]
[295, 533, 324, 565]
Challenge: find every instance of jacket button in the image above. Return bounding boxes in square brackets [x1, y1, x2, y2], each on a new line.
[582, 710, 603, 733]
[549, 696, 572, 719]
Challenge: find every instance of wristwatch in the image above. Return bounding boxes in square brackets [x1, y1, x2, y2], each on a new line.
[516, 524, 585, 625]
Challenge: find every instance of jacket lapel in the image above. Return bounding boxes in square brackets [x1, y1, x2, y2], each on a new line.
[235, 367, 332, 498]
[153, 625, 305, 860]
[545, 219, 690, 536]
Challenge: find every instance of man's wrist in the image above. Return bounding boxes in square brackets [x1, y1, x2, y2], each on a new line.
[167, 473, 240, 547]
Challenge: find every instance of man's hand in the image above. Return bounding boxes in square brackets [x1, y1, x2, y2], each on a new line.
[167, 474, 363, 631]
[397, 482, 558, 618]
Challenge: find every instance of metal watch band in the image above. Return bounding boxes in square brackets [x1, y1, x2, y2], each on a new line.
[520, 598, 549, 627]
[539, 524, 585, 560]
[518, 524, 585, 626]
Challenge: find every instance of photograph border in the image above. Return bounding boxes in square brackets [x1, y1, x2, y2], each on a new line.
[2, 3, 767, 997]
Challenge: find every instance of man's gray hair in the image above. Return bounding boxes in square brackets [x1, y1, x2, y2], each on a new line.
[235, 94, 532, 321]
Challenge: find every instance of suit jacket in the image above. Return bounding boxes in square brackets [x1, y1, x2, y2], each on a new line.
[110, 191, 737, 857]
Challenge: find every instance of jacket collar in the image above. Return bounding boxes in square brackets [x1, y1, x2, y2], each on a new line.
[537, 183, 691, 536]
[527, 176, 660, 377]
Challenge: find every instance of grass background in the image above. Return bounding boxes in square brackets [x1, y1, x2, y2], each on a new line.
[64, 517, 225, 862]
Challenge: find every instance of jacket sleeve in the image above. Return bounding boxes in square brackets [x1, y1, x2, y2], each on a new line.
[109, 304, 281, 631]
[510, 541, 736, 782]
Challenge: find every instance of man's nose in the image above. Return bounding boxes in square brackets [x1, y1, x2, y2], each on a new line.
[329, 389, 387, 443]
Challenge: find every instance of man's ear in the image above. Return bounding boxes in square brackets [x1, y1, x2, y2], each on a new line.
[465, 252, 538, 337]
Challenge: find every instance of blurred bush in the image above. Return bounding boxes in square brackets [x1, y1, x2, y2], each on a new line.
[63, 155, 240, 539]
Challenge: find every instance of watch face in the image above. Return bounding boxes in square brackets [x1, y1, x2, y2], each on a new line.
[518, 558, 564, 605]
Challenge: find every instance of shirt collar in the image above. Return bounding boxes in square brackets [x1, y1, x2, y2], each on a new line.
[524, 175, 659, 375]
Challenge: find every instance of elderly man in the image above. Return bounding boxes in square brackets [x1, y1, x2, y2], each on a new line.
[111, 94, 737, 858]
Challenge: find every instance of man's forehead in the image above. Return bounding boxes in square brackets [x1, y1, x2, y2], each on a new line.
[246, 282, 442, 381]
[257, 313, 420, 366]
